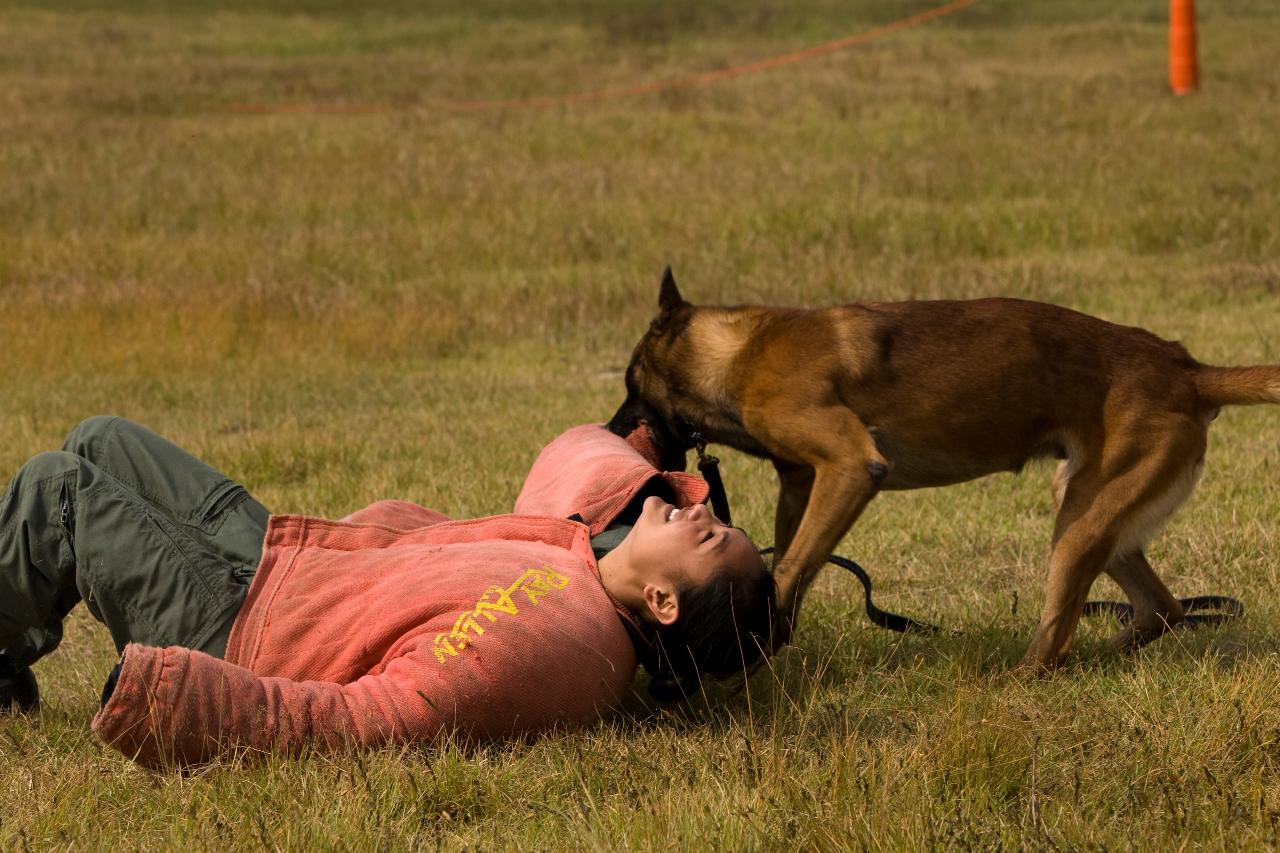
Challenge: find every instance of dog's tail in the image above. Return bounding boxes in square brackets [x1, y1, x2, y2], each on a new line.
[1194, 364, 1280, 408]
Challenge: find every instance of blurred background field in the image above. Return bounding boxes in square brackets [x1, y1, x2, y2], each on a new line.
[2, 0, 1279, 848]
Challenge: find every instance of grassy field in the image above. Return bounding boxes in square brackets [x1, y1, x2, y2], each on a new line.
[3, 0, 1280, 847]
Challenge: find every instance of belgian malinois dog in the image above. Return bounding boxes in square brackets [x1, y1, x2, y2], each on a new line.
[608, 269, 1280, 670]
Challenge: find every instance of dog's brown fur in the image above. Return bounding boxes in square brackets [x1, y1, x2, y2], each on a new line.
[609, 270, 1280, 670]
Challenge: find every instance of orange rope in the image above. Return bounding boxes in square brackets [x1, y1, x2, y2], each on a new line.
[227, 0, 980, 115]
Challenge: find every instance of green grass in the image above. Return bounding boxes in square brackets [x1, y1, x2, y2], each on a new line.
[3, 0, 1280, 847]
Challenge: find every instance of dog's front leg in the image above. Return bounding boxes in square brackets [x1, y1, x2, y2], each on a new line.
[758, 412, 890, 648]
[772, 460, 814, 559]
[772, 463, 882, 645]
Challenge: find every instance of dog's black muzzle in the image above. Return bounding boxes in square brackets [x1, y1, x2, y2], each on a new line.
[606, 395, 693, 471]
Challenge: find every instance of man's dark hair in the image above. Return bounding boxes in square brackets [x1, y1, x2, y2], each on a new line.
[639, 554, 776, 703]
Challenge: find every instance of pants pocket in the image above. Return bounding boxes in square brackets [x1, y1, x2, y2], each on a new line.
[57, 476, 76, 549]
[78, 487, 240, 652]
[184, 480, 250, 536]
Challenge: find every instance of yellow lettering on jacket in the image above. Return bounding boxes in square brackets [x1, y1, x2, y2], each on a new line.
[432, 565, 571, 664]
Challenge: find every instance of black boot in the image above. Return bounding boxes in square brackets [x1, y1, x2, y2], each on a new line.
[0, 654, 39, 714]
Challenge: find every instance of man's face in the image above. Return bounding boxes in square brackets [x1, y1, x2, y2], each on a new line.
[628, 495, 762, 591]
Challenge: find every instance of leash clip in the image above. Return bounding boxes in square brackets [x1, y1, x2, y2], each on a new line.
[691, 432, 721, 469]
[690, 432, 731, 525]
[691, 432, 715, 465]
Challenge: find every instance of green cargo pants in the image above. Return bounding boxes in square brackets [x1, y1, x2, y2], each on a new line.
[0, 417, 269, 668]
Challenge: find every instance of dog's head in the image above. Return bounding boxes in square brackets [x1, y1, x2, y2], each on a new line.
[607, 267, 700, 470]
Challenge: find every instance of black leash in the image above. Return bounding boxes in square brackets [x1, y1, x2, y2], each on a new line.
[1081, 595, 1245, 628]
[694, 437, 936, 634]
[759, 547, 940, 634]
[693, 436, 732, 527]
[689, 439, 1244, 637]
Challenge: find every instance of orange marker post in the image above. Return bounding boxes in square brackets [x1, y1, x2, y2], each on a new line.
[1169, 0, 1199, 95]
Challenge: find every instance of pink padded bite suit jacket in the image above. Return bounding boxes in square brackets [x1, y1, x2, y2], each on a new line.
[91, 424, 707, 767]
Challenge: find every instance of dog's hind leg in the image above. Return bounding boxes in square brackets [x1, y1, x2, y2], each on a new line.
[1018, 417, 1206, 671]
[1017, 486, 1113, 672]
[1102, 550, 1185, 651]
[1053, 461, 1186, 651]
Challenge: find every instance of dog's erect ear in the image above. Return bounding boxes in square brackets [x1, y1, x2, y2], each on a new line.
[657, 266, 684, 316]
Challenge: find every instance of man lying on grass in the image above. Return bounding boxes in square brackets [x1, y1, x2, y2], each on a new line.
[0, 417, 774, 767]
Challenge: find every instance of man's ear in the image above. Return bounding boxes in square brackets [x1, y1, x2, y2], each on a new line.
[657, 266, 685, 316]
[643, 582, 679, 626]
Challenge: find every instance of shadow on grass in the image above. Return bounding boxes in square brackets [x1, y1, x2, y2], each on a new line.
[599, 610, 1277, 742]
